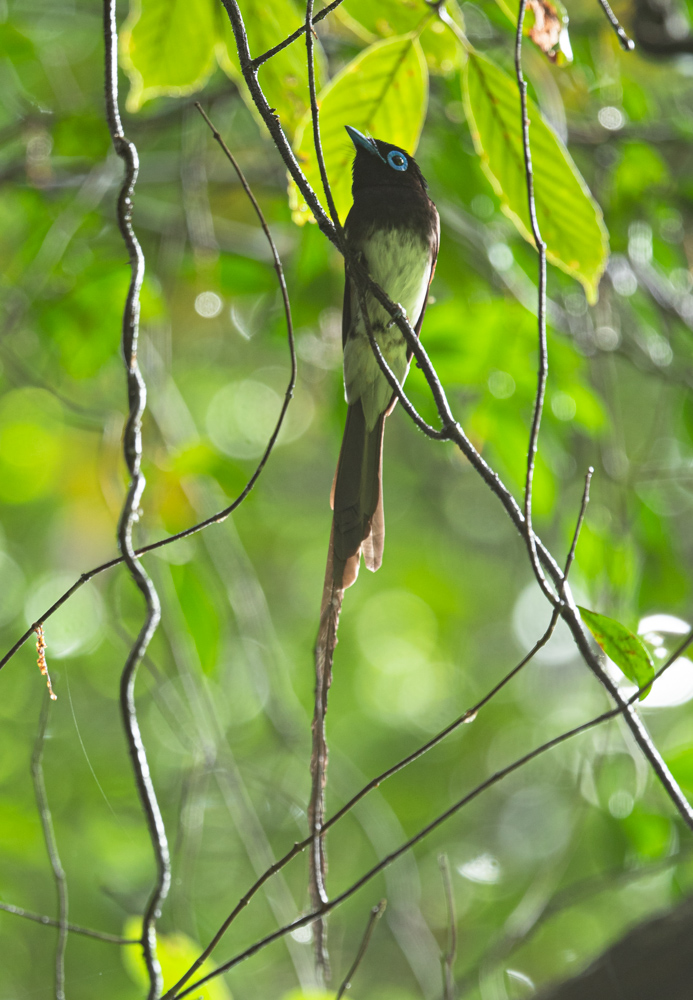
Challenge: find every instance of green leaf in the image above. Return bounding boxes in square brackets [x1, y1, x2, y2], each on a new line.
[419, 17, 463, 77]
[281, 992, 336, 1000]
[578, 607, 655, 698]
[463, 52, 609, 302]
[122, 918, 231, 999]
[340, 0, 427, 37]
[120, 0, 217, 112]
[216, 0, 322, 134]
[291, 35, 429, 225]
[170, 563, 220, 675]
[338, 0, 463, 75]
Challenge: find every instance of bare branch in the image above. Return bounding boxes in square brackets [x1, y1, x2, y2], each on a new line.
[0, 901, 138, 946]
[306, 0, 342, 233]
[562, 468, 593, 587]
[336, 900, 386, 1000]
[438, 855, 457, 1000]
[253, 0, 346, 66]
[31, 693, 68, 1000]
[103, 1, 168, 994]
[514, 0, 553, 604]
[594, 0, 635, 50]
[194, 99, 297, 417]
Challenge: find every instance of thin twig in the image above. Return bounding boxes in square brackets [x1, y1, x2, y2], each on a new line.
[103, 2, 168, 996]
[336, 899, 386, 1000]
[253, 0, 345, 66]
[169, 703, 641, 1000]
[514, 0, 553, 605]
[562, 468, 593, 587]
[306, 0, 342, 233]
[439, 855, 457, 1000]
[0, 901, 138, 945]
[194, 99, 296, 421]
[594, 0, 635, 50]
[31, 692, 68, 1000]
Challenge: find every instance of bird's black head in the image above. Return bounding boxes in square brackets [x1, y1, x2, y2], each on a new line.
[346, 126, 428, 194]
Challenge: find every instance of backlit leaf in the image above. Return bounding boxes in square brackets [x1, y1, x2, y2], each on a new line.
[463, 52, 608, 301]
[120, 0, 217, 112]
[340, 0, 426, 36]
[578, 606, 655, 698]
[339, 0, 464, 75]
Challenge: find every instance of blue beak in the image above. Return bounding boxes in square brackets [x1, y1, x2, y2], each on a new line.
[345, 125, 385, 161]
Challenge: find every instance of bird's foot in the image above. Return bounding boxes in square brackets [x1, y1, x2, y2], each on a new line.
[386, 303, 407, 329]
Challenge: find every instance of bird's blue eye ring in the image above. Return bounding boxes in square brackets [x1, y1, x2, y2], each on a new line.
[387, 150, 408, 172]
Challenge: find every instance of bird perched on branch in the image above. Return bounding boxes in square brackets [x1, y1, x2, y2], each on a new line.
[311, 129, 439, 970]
[330, 125, 440, 589]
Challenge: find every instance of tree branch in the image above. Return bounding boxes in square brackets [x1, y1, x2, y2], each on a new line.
[336, 899, 386, 999]
[253, 0, 346, 67]
[31, 693, 68, 1000]
[0, 901, 138, 946]
[515, 0, 553, 604]
[306, 0, 342, 233]
[438, 855, 457, 1000]
[103, 2, 168, 994]
[595, 0, 635, 50]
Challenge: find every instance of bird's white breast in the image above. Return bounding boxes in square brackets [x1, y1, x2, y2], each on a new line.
[343, 227, 431, 430]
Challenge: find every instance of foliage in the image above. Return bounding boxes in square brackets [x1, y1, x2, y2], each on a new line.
[1, 0, 693, 998]
[578, 606, 655, 697]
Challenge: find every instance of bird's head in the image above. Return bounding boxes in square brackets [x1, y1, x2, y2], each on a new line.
[346, 126, 428, 193]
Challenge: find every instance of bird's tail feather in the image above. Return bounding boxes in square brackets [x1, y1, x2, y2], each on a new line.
[331, 400, 386, 589]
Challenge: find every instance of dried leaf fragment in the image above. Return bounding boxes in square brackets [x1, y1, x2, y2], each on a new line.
[35, 625, 57, 701]
[527, 0, 562, 61]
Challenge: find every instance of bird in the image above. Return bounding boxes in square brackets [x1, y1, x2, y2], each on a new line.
[329, 125, 440, 590]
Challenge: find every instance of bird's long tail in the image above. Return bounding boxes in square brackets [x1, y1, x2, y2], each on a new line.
[331, 399, 386, 589]
[308, 530, 341, 981]
[308, 401, 386, 977]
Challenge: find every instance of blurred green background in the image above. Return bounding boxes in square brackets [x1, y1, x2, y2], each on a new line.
[2, 0, 693, 997]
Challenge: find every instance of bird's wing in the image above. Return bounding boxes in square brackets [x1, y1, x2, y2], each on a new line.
[342, 271, 352, 349]
[411, 213, 440, 344]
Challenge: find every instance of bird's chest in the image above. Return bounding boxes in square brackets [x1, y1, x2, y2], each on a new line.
[355, 226, 430, 328]
[343, 224, 431, 427]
